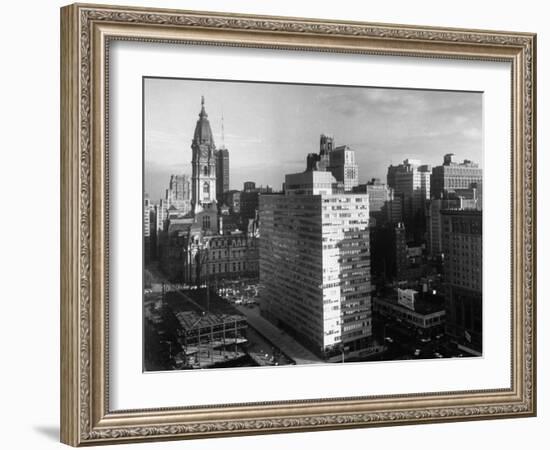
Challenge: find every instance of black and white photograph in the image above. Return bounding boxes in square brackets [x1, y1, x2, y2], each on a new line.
[143, 77, 483, 371]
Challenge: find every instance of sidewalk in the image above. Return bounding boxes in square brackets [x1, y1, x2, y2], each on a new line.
[236, 306, 323, 365]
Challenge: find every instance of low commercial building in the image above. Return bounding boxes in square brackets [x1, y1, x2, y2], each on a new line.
[373, 290, 446, 332]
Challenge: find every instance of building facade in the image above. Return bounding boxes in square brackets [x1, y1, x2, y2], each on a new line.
[431, 154, 483, 201]
[260, 169, 372, 359]
[160, 216, 259, 283]
[441, 209, 482, 355]
[426, 188, 481, 256]
[201, 234, 259, 281]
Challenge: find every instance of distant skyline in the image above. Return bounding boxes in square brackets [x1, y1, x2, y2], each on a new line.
[144, 77, 483, 202]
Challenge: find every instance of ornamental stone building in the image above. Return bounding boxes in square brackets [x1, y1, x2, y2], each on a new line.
[158, 97, 258, 283]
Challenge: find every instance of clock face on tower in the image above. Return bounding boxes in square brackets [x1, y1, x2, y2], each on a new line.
[200, 146, 210, 158]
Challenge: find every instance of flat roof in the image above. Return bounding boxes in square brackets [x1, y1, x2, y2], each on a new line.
[375, 293, 445, 316]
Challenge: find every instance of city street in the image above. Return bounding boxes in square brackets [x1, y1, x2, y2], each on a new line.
[234, 303, 323, 365]
[369, 313, 451, 361]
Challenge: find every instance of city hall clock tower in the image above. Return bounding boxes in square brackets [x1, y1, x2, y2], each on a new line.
[191, 96, 217, 213]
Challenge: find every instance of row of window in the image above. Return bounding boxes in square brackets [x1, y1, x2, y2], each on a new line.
[210, 261, 252, 274]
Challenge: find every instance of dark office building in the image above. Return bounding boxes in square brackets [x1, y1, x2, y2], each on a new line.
[441, 209, 482, 355]
[215, 148, 230, 204]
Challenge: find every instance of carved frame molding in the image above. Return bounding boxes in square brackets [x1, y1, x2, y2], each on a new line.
[60, 3, 536, 446]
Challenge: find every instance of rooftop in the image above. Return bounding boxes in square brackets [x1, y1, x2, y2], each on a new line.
[377, 292, 445, 316]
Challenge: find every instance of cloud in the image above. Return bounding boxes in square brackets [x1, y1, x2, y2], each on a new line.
[144, 79, 483, 201]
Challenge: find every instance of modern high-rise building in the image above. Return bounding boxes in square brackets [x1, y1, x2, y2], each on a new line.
[215, 148, 230, 204]
[431, 154, 483, 200]
[441, 209, 482, 355]
[387, 159, 431, 238]
[259, 168, 372, 359]
[191, 96, 217, 213]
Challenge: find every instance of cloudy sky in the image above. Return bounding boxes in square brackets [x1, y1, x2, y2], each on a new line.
[144, 77, 482, 202]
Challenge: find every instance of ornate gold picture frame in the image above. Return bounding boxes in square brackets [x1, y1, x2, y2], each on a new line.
[60, 3, 536, 446]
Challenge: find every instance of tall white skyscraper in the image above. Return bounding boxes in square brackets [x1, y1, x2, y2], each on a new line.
[260, 169, 372, 359]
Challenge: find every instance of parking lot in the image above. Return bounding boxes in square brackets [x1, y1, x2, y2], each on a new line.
[216, 277, 261, 306]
